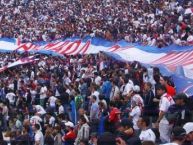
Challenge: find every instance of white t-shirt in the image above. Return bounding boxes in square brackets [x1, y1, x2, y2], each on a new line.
[159, 93, 175, 124]
[130, 106, 141, 130]
[139, 129, 156, 142]
[131, 94, 144, 109]
[110, 85, 120, 101]
[99, 61, 105, 71]
[35, 105, 46, 115]
[49, 116, 55, 126]
[49, 96, 57, 107]
[30, 90, 37, 102]
[31, 71, 35, 80]
[187, 35, 193, 42]
[30, 115, 42, 125]
[95, 76, 102, 86]
[6, 92, 16, 105]
[35, 130, 44, 145]
[58, 105, 64, 114]
[63, 77, 71, 85]
[40, 86, 47, 99]
[122, 81, 133, 96]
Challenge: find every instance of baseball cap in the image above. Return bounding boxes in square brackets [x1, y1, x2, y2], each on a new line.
[183, 122, 193, 134]
[174, 93, 187, 100]
[172, 126, 186, 137]
[65, 121, 74, 128]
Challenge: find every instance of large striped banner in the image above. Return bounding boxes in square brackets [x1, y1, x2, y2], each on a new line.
[0, 37, 192, 95]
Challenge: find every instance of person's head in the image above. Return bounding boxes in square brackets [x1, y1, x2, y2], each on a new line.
[65, 121, 74, 131]
[159, 76, 168, 86]
[99, 94, 105, 100]
[183, 122, 193, 141]
[22, 126, 29, 134]
[98, 101, 105, 110]
[45, 128, 53, 137]
[91, 95, 97, 103]
[57, 100, 62, 106]
[46, 113, 52, 119]
[142, 141, 155, 145]
[54, 125, 61, 134]
[171, 126, 186, 143]
[117, 119, 133, 133]
[144, 82, 152, 91]
[94, 72, 98, 77]
[33, 124, 40, 132]
[79, 115, 87, 125]
[137, 116, 150, 130]
[92, 84, 98, 91]
[156, 84, 167, 96]
[174, 93, 187, 106]
[79, 140, 89, 145]
[109, 101, 116, 109]
[90, 132, 98, 144]
[78, 108, 85, 116]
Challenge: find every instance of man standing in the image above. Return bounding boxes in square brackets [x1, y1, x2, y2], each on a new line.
[137, 116, 156, 143]
[5, 89, 16, 106]
[90, 95, 99, 133]
[165, 93, 192, 127]
[39, 84, 47, 107]
[90, 95, 99, 123]
[101, 76, 112, 103]
[90, 95, 99, 121]
[160, 76, 176, 97]
[155, 85, 175, 143]
[143, 82, 156, 117]
[33, 124, 44, 145]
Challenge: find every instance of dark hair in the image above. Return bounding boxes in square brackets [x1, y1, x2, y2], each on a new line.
[141, 116, 150, 127]
[123, 77, 128, 84]
[80, 115, 87, 123]
[34, 124, 40, 130]
[109, 101, 115, 107]
[92, 95, 97, 101]
[142, 141, 155, 145]
[156, 84, 167, 92]
[99, 94, 105, 100]
[162, 76, 175, 87]
[79, 140, 89, 145]
[145, 82, 152, 89]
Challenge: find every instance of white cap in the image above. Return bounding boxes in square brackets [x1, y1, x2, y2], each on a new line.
[183, 122, 193, 134]
[65, 121, 74, 128]
[133, 85, 140, 92]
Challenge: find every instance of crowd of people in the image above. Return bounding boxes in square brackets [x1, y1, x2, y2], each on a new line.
[0, 0, 193, 47]
[0, 51, 192, 145]
[0, 0, 193, 145]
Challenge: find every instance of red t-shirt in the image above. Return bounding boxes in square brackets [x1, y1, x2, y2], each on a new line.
[109, 107, 121, 123]
[63, 130, 76, 140]
[166, 84, 176, 97]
